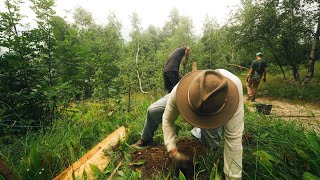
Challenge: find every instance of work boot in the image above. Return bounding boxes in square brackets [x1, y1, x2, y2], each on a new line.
[251, 96, 256, 102]
[131, 139, 152, 148]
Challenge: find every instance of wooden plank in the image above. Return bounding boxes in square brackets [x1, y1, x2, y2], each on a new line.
[54, 126, 126, 180]
[192, 62, 197, 72]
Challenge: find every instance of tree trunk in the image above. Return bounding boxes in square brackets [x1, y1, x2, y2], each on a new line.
[303, 14, 320, 84]
[292, 64, 300, 81]
[135, 43, 149, 94]
[273, 53, 286, 79]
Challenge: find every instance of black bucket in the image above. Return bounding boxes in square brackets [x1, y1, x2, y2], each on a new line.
[255, 104, 272, 115]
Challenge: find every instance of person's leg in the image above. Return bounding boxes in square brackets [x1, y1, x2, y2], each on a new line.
[166, 71, 180, 93]
[164, 72, 171, 93]
[246, 78, 253, 100]
[170, 71, 180, 87]
[200, 128, 222, 149]
[251, 80, 260, 101]
[140, 94, 170, 142]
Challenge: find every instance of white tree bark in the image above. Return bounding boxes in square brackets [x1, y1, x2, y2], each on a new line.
[303, 12, 320, 84]
[135, 43, 149, 94]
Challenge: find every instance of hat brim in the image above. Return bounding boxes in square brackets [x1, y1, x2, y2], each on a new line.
[176, 70, 240, 129]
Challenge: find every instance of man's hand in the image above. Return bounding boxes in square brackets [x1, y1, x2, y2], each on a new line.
[172, 151, 190, 161]
[182, 59, 188, 67]
[169, 149, 193, 171]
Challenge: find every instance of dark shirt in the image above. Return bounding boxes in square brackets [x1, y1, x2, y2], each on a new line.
[164, 47, 187, 72]
[250, 59, 268, 77]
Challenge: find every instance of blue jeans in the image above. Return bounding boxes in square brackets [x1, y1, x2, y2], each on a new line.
[141, 94, 221, 149]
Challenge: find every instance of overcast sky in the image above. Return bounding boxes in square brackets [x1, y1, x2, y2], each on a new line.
[1, 0, 241, 39]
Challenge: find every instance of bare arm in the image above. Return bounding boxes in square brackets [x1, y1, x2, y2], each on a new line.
[247, 68, 253, 78]
[183, 47, 190, 66]
[163, 86, 180, 152]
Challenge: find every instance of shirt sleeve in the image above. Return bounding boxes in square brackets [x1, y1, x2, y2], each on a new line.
[250, 61, 254, 69]
[162, 85, 180, 152]
[223, 103, 244, 179]
[217, 69, 244, 180]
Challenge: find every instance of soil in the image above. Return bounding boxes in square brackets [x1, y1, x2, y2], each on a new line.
[130, 138, 208, 179]
[245, 95, 320, 133]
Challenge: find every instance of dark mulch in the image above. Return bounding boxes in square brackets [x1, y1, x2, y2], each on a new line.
[130, 138, 208, 179]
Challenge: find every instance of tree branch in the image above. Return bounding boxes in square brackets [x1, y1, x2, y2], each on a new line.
[135, 43, 149, 94]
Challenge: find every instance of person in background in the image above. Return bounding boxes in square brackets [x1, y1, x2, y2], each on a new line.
[246, 52, 268, 102]
[163, 47, 190, 93]
[132, 69, 244, 179]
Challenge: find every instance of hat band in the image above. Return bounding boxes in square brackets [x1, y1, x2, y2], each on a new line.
[188, 95, 227, 116]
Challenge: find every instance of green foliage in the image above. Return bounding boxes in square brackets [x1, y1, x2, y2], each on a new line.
[230, 0, 318, 80]
[303, 172, 320, 180]
[0, 0, 51, 131]
[209, 162, 221, 180]
[296, 132, 320, 177]
[20, 147, 47, 180]
[179, 170, 187, 180]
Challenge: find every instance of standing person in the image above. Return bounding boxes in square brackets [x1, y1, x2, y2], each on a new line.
[163, 47, 190, 93]
[132, 69, 244, 179]
[246, 52, 268, 102]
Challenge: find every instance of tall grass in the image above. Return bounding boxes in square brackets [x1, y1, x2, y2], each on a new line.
[0, 92, 164, 179]
[0, 93, 319, 179]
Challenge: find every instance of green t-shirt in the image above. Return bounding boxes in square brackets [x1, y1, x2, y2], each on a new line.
[250, 59, 268, 79]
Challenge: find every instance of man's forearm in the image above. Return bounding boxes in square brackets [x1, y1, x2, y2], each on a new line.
[183, 57, 188, 66]
[163, 87, 180, 152]
[247, 68, 253, 77]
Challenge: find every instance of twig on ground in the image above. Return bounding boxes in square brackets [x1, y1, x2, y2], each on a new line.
[225, 63, 249, 70]
[107, 159, 123, 180]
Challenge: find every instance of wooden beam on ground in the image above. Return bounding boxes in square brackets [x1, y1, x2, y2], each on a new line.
[273, 115, 315, 118]
[225, 63, 249, 70]
[192, 62, 197, 72]
[54, 126, 126, 180]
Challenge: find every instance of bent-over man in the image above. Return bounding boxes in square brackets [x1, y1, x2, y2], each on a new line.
[133, 69, 244, 179]
[163, 47, 190, 93]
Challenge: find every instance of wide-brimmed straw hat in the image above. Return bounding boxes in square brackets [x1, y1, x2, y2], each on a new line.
[176, 70, 239, 129]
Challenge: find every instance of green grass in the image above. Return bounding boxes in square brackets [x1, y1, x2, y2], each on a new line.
[0, 93, 319, 179]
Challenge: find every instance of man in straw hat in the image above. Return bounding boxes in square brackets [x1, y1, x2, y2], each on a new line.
[133, 69, 243, 179]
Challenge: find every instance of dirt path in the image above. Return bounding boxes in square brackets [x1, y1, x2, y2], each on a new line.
[245, 96, 320, 133]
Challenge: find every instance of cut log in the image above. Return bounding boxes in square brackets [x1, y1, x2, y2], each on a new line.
[54, 126, 126, 180]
